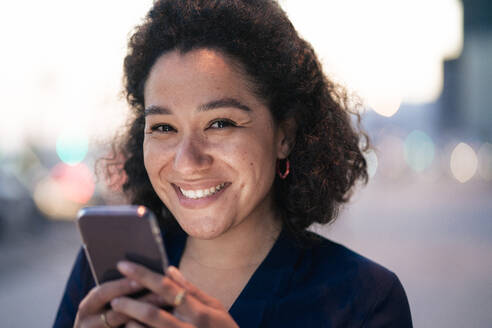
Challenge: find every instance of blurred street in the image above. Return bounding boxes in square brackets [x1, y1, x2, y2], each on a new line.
[0, 222, 79, 327]
[0, 177, 491, 327]
[324, 178, 492, 328]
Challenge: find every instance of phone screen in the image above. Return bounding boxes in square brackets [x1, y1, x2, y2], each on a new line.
[76, 205, 168, 285]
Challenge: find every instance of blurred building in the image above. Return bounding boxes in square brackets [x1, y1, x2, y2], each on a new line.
[439, 0, 492, 141]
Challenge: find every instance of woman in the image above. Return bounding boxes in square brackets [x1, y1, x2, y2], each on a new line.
[55, 0, 412, 327]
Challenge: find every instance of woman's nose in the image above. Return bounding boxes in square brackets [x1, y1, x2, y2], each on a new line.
[173, 134, 213, 176]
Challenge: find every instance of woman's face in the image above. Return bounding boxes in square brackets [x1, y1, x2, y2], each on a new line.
[143, 49, 288, 239]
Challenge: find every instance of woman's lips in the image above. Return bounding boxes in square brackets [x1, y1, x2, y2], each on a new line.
[171, 182, 231, 209]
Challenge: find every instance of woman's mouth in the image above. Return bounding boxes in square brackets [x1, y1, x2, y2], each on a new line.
[171, 182, 230, 209]
[178, 182, 227, 199]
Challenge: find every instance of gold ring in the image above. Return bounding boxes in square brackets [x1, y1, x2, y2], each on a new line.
[174, 289, 186, 307]
[100, 312, 112, 328]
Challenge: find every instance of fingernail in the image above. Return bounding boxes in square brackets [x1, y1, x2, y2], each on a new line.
[130, 280, 140, 288]
[167, 266, 187, 285]
[117, 261, 133, 273]
[111, 297, 121, 307]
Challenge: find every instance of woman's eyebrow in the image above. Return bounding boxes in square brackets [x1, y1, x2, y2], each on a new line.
[198, 97, 251, 112]
[144, 97, 251, 117]
[144, 105, 171, 116]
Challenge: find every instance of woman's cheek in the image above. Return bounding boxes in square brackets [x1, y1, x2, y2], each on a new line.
[143, 137, 174, 177]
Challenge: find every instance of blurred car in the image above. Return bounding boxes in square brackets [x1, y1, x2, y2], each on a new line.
[0, 156, 47, 242]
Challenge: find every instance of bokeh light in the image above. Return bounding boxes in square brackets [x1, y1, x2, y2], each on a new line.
[477, 142, 492, 181]
[56, 130, 89, 165]
[0, 1, 154, 153]
[33, 162, 95, 220]
[365, 94, 402, 118]
[404, 130, 435, 172]
[33, 176, 80, 220]
[51, 163, 95, 204]
[280, 0, 463, 117]
[450, 142, 478, 183]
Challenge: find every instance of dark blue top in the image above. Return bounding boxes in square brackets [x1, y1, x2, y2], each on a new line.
[53, 230, 412, 327]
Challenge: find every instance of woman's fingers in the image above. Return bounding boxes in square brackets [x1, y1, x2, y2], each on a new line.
[117, 262, 222, 310]
[105, 309, 132, 327]
[116, 262, 211, 325]
[78, 278, 142, 316]
[165, 266, 238, 327]
[125, 320, 146, 328]
[79, 294, 168, 328]
[116, 262, 237, 327]
[107, 292, 170, 326]
[166, 266, 224, 309]
[138, 292, 167, 308]
[111, 297, 193, 328]
[164, 266, 188, 287]
[117, 262, 183, 306]
[74, 310, 129, 328]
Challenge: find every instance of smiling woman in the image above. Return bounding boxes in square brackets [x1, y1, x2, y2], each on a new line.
[142, 49, 285, 241]
[54, 1, 412, 327]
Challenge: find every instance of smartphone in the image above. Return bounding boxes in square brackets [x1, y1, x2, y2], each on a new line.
[76, 205, 168, 285]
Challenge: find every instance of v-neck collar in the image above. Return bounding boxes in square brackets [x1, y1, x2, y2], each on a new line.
[164, 228, 302, 327]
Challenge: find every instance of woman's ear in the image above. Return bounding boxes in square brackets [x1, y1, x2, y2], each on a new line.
[276, 117, 297, 159]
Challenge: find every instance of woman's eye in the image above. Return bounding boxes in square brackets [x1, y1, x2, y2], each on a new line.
[151, 124, 176, 133]
[209, 119, 237, 129]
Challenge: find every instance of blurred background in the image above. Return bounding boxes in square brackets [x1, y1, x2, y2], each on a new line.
[0, 0, 490, 327]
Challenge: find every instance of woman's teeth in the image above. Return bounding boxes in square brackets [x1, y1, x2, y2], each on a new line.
[179, 183, 226, 199]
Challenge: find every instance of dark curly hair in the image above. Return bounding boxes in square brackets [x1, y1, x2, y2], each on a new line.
[106, 0, 369, 242]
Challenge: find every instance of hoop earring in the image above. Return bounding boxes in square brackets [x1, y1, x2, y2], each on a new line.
[276, 159, 290, 179]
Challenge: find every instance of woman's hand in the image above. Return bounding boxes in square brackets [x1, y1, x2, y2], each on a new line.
[110, 262, 239, 328]
[73, 277, 143, 327]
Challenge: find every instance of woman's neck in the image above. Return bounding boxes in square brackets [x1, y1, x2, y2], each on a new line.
[181, 210, 282, 271]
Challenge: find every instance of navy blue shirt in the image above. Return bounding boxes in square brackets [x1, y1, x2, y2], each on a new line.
[54, 230, 412, 327]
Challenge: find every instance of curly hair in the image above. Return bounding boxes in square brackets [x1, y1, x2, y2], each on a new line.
[107, 0, 369, 242]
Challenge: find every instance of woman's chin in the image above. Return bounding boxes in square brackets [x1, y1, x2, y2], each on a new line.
[177, 217, 231, 240]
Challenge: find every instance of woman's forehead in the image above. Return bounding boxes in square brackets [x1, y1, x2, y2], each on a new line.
[143, 49, 263, 110]
[151, 49, 231, 76]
